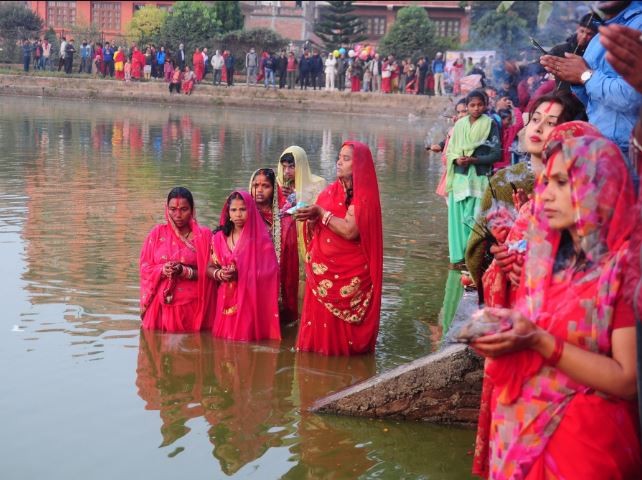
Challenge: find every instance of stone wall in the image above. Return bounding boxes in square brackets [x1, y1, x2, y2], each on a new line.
[0, 73, 452, 118]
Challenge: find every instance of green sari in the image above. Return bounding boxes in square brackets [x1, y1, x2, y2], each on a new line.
[445, 114, 492, 263]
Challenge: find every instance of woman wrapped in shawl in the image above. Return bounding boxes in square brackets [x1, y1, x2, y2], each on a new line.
[465, 93, 585, 300]
[472, 134, 641, 479]
[249, 168, 299, 324]
[276, 146, 327, 261]
[446, 89, 501, 265]
[294, 141, 383, 355]
[139, 187, 216, 332]
[208, 191, 280, 341]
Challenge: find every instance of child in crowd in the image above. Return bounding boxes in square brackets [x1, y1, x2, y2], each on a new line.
[124, 59, 132, 83]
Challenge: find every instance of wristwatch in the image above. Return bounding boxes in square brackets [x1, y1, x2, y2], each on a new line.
[580, 69, 593, 84]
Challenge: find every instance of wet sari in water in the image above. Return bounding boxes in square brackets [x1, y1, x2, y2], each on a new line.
[296, 141, 383, 355]
[139, 207, 215, 332]
[210, 191, 280, 341]
[249, 168, 299, 324]
[475, 135, 641, 479]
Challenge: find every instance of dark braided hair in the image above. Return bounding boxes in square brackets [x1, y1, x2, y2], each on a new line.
[214, 191, 244, 236]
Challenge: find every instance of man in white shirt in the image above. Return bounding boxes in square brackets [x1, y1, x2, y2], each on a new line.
[58, 36, 67, 71]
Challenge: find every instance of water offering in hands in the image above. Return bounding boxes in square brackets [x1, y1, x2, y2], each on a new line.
[285, 201, 308, 215]
[455, 308, 513, 343]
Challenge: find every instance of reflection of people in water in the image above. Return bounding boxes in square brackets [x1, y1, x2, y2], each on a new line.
[291, 352, 376, 478]
[202, 339, 291, 475]
[135, 330, 205, 446]
[438, 270, 464, 341]
[136, 329, 294, 475]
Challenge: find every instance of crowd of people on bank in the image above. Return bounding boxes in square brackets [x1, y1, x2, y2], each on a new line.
[135, 1, 642, 478]
[20, 34, 495, 97]
[425, 2, 642, 478]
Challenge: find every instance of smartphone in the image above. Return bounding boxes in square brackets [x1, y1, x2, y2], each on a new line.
[530, 37, 549, 56]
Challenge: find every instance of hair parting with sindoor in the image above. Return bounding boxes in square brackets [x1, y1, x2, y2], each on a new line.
[215, 191, 244, 236]
[167, 186, 194, 210]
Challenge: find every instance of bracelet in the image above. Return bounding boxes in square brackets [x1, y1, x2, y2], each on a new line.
[322, 210, 333, 226]
[632, 134, 642, 154]
[182, 266, 194, 280]
[545, 335, 564, 366]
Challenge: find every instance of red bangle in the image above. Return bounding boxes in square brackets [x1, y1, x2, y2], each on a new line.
[546, 335, 564, 366]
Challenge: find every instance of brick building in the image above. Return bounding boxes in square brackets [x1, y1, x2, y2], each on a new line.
[240, 1, 319, 47]
[26, 1, 174, 41]
[26, 1, 471, 47]
[241, 1, 470, 48]
[352, 1, 470, 46]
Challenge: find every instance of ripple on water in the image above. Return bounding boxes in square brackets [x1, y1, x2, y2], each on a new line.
[0, 97, 474, 479]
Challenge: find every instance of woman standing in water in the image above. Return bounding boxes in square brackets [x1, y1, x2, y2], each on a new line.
[446, 89, 501, 266]
[294, 141, 383, 355]
[276, 146, 326, 260]
[208, 191, 280, 341]
[139, 187, 215, 332]
[473, 134, 641, 478]
[249, 168, 299, 324]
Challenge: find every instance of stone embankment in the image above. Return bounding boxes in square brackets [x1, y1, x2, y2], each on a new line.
[0, 72, 452, 117]
[311, 290, 483, 426]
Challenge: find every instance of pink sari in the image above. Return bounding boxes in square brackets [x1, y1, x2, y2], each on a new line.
[480, 135, 640, 479]
[140, 207, 215, 332]
[210, 191, 281, 341]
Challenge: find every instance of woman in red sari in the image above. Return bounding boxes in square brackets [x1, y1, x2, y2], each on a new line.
[249, 168, 299, 325]
[192, 48, 204, 82]
[181, 66, 195, 95]
[208, 191, 281, 341]
[139, 187, 215, 332]
[131, 46, 144, 80]
[294, 141, 383, 355]
[472, 134, 641, 479]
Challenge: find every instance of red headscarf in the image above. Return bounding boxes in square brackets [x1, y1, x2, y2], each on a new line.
[344, 140, 383, 326]
[139, 200, 215, 332]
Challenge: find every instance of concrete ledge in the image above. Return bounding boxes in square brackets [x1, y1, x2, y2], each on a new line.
[311, 343, 484, 426]
[311, 290, 484, 426]
[0, 73, 452, 117]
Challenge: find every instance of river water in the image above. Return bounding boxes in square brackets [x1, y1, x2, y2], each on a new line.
[0, 97, 474, 479]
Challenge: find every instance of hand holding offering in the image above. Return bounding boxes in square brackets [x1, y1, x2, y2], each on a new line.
[455, 308, 513, 343]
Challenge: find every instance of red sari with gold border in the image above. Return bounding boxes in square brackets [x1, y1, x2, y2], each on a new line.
[296, 141, 383, 355]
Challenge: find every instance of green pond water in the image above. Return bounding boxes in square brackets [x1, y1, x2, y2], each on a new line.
[0, 96, 475, 479]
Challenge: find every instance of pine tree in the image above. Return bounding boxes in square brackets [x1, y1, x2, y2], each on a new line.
[314, 1, 367, 51]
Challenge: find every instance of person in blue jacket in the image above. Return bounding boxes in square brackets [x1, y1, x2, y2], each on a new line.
[541, 0, 642, 159]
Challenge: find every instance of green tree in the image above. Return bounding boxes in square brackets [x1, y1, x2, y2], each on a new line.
[217, 27, 287, 71]
[0, 2, 44, 62]
[160, 1, 222, 53]
[127, 5, 167, 46]
[212, 1, 244, 33]
[314, 0, 366, 51]
[378, 6, 447, 60]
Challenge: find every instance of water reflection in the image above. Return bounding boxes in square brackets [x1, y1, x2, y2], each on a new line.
[136, 329, 381, 476]
[0, 97, 475, 478]
[438, 270, 465, 343]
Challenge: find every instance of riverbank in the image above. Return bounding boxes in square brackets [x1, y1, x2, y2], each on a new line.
[0, 71, 453, 117]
